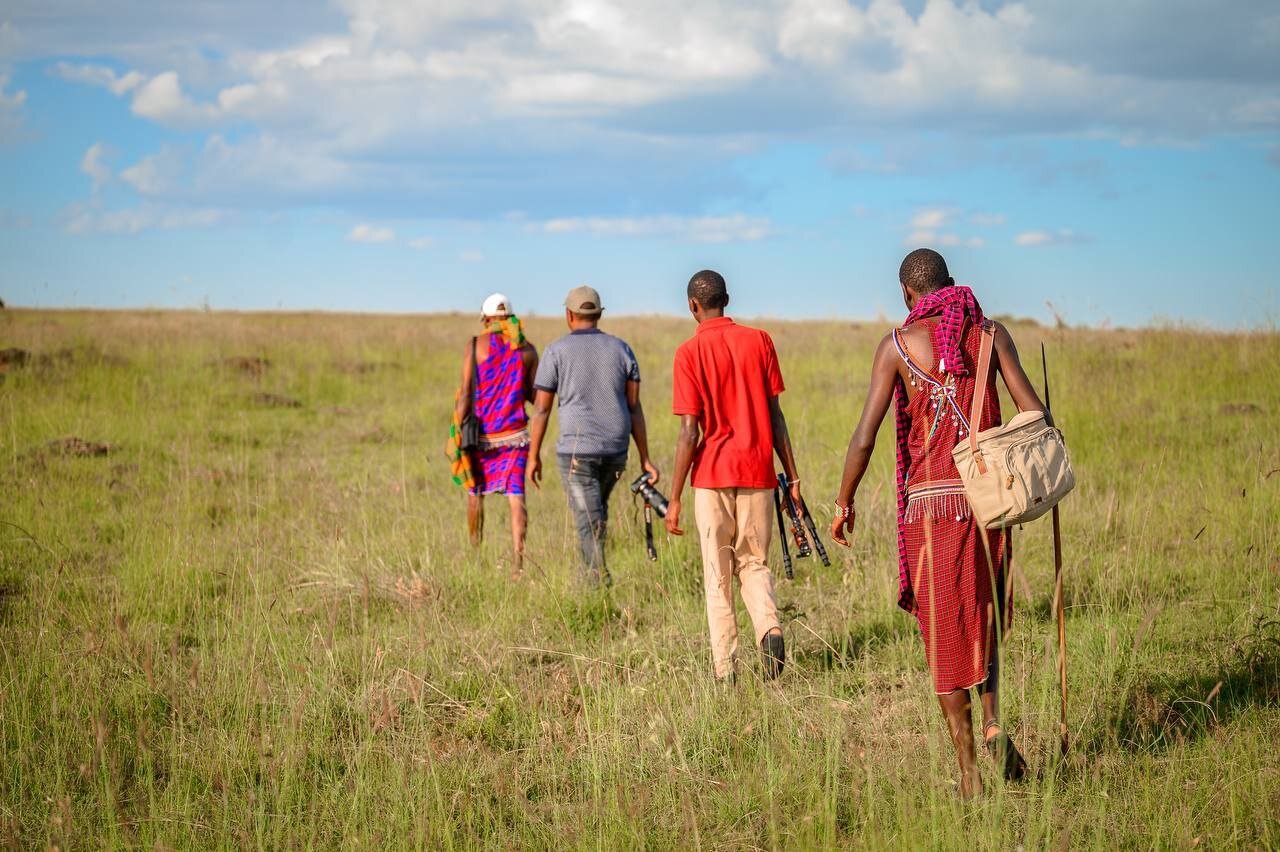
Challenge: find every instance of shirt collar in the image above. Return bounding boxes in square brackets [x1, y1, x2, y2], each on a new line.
[570, 328, 602, 335]
[695, 316, 734, 334]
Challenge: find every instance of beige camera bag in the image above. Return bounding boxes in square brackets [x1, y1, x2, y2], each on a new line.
[951, 323, 1075, 529]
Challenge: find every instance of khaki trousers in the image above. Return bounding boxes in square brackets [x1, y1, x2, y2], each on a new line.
[694, 487, 780, 679]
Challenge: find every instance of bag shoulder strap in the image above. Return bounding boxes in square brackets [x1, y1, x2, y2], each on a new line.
[466, 336, 479, 413]
[967, 321, 996, 473]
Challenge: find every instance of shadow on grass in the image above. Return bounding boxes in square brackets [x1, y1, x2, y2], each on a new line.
[553, 594, 623, 640]
[792, 615, 916, 672]
[0, 576, 20, 626]
[1108, 614, 1280, 752]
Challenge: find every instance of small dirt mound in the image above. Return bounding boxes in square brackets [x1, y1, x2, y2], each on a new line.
[221, 356, 271, 378]
[47, 437, 111, 457]
[0, 348, 31, 370]
[251, 392, 302, 408]
[1220, 403, 1263, 416]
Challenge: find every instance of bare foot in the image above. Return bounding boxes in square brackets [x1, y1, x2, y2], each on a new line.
[959, 767, 984, 800]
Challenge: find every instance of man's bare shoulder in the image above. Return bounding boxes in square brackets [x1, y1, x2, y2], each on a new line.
[873, 331, 901, 370]
[899, 320, 932, 348]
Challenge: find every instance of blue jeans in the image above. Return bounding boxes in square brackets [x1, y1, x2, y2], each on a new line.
[557, 453, 628, 585]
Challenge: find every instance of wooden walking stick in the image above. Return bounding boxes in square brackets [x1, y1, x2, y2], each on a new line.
[1042, 343, 1069, 756]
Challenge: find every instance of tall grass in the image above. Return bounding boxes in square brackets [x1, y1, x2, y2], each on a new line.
[1, 308, 1278, 848]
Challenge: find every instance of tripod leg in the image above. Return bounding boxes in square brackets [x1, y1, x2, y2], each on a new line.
[773, 487, 793, 579]
[799, 498, 830, 567]
[644, 504, 657, 562]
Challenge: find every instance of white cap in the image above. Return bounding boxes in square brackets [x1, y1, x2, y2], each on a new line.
[481, 292, 512, 318]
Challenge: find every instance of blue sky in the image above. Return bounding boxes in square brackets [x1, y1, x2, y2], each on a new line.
[0, 0, 1277, 327]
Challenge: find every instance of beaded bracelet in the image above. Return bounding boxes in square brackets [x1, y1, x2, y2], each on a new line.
[833, 501, 854, 520]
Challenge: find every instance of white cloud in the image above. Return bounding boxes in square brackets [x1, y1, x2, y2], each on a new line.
[905, 207, 986, 248]
[39, 1, 1280, 142]
[904, 229, 983, 249]
[539, 213, 771, 243]
[970, 212, 1006, 227]
[130, 71, 215, 124]
[52, 62, 144, 95]
[939, 233, 985, 248]
[80, 142, 112, 191]
[778, 0, 868, 66]
[346, 223, 395, 243]
[407, 236, 433, 249]
[0, 74, 25, 109]
[459, 249, 484, 262]
[910, 207, 954, 229]
[63, 202, 226, 235]
[1014, 229, 1084, 247]
[34, 0, 1280, 218]
[0, 73, 27, 139]
[119, 147, 184, 195]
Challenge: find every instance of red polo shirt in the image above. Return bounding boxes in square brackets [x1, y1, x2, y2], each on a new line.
[672, 317, 785, 489]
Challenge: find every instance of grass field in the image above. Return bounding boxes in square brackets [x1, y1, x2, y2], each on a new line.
[1, 308, 1278, 849]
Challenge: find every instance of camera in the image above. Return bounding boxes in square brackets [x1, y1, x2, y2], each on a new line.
[630, 473, 669, 518]
[630, 473, 669, 561]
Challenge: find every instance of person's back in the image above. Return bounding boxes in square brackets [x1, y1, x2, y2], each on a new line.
[527, 286, 659, 588]
[474, 332, 530, 438]
[895, 317, 1002, 500]
[829, 249, 1047, 798]
[449, 293, 538, 576]
[666, 270, 803, 683]
[673, 318, 783, 490]
[538, 328, 638, 457]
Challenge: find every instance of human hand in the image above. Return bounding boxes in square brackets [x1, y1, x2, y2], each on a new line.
[789, 479, 802, 510]
[530, 455, 543, 489]
[665, 497, 684, 536]
[642, 458, 660, 485]
[830, 504, 856, 547]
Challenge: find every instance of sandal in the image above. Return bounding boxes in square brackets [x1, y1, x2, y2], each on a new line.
[983, 720, 1027, 782]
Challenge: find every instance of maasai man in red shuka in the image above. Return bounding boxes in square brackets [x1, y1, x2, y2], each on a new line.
[451, 293, 539, 575]
[829, 249, 1048, 798]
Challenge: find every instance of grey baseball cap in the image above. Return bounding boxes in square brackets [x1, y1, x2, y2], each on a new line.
[565, 285, 603, 316]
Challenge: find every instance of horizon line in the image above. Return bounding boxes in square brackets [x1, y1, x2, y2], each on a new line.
[4, 304, 1277, 336]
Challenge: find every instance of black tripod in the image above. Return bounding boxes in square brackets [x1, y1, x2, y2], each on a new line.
[773, 472, 830, 579]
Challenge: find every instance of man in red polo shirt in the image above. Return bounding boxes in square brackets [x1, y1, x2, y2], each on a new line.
[665, 269, 803, 682]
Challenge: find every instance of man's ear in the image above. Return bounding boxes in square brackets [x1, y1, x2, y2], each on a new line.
[564, 308, 573, 327]
[688, 297, 699, 316]
[900, 282, 914, 309]
[723, 292, 730, 310]
[946, 276, 955, 287]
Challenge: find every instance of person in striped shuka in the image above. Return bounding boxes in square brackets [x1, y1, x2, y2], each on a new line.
[831, 249, 1048, 798]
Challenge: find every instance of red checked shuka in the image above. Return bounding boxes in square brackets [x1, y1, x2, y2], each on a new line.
[893, 309, 1009, 695]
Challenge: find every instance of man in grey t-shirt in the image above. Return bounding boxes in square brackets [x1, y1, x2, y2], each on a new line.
[529, 286, 660, 586]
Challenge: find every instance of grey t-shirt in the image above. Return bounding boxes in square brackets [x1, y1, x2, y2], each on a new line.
[534, 328, 640, 457]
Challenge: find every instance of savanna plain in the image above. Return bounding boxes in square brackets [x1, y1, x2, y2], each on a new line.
[1, 308, 1278, 849]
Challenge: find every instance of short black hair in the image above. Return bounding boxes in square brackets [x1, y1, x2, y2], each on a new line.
[899, 248, 952, 294]
[687, 269, 728, 309]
